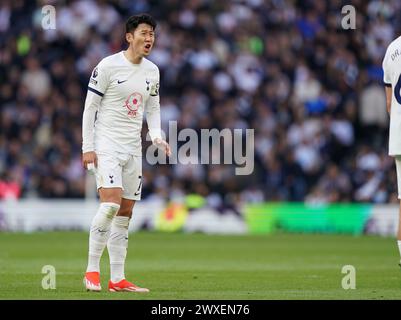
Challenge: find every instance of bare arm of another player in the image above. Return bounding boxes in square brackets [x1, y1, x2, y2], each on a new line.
[385, 86, 392, 114]
[82, 91, 101, 169]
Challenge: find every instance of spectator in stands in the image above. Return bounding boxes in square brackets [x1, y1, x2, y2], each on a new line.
[1, 0, 400, 204]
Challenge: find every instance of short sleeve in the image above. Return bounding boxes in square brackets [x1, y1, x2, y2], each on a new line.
[88, 60, 110, 97]
[383, 47, 392, 86]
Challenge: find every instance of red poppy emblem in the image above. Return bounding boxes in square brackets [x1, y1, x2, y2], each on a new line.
[125, 92, 143, 117]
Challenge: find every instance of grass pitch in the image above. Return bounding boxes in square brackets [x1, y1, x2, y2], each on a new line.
[0, 231, 401, 299]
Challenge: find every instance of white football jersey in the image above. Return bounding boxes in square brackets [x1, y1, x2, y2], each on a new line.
[87, 51, 160, 156]
[383, 35, 401, 156]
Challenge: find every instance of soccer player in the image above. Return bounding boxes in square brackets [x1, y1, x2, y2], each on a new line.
[383, 36, 401, 267]
[81, 13, 171, 292]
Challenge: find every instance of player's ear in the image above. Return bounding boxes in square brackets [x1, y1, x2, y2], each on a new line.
[126, 32, 133, 43]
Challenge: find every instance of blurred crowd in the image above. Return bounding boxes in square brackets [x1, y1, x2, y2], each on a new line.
[0, 0, 400, 205]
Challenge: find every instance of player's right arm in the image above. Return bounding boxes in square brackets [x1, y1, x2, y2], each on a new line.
[82, 61, 110, 169]
[82, 91, 100, 169]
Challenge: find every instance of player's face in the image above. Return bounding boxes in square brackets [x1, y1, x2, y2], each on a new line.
[128, 23, 155, 57]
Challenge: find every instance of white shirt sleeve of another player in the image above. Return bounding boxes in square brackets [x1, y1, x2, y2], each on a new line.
[382, 47, 392, 86]
[145, 67, 162, 143]
[82, 61, 110, 153]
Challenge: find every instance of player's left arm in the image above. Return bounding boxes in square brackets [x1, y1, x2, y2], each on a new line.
[145, 68, 171, 156]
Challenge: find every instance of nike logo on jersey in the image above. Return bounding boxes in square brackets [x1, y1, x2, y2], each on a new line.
[117, 79, 128, 84]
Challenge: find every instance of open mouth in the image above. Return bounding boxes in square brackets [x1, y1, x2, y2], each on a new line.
[144, 44, 151, 50]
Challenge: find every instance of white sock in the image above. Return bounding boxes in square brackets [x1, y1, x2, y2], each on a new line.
[398, 241, 401, 261]
[107, 216, 130, 283]
[86, 202, 120, 273]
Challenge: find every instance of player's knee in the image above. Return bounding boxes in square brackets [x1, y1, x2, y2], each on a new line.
[93, 202, 121, 227]
[116, 199, 135, 217]
[101, 202, 120, 217]
[99, 188, 122, 205]
[116, 206, 133, 217]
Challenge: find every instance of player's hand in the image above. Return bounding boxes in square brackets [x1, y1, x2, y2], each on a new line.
[153, 138, 171, 157]
[82, 151, 98, 170]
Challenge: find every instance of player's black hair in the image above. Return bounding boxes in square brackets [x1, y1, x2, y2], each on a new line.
[125, 14, 157, 33]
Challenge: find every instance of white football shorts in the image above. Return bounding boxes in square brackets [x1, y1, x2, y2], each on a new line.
[395, 155, 401, 200]
[94, 151, 142, 200]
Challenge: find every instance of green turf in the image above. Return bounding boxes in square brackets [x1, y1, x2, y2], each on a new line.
[0, 231, 401, 299]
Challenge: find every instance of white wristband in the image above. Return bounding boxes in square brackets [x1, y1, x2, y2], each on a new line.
[87, 163, 97, 175]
